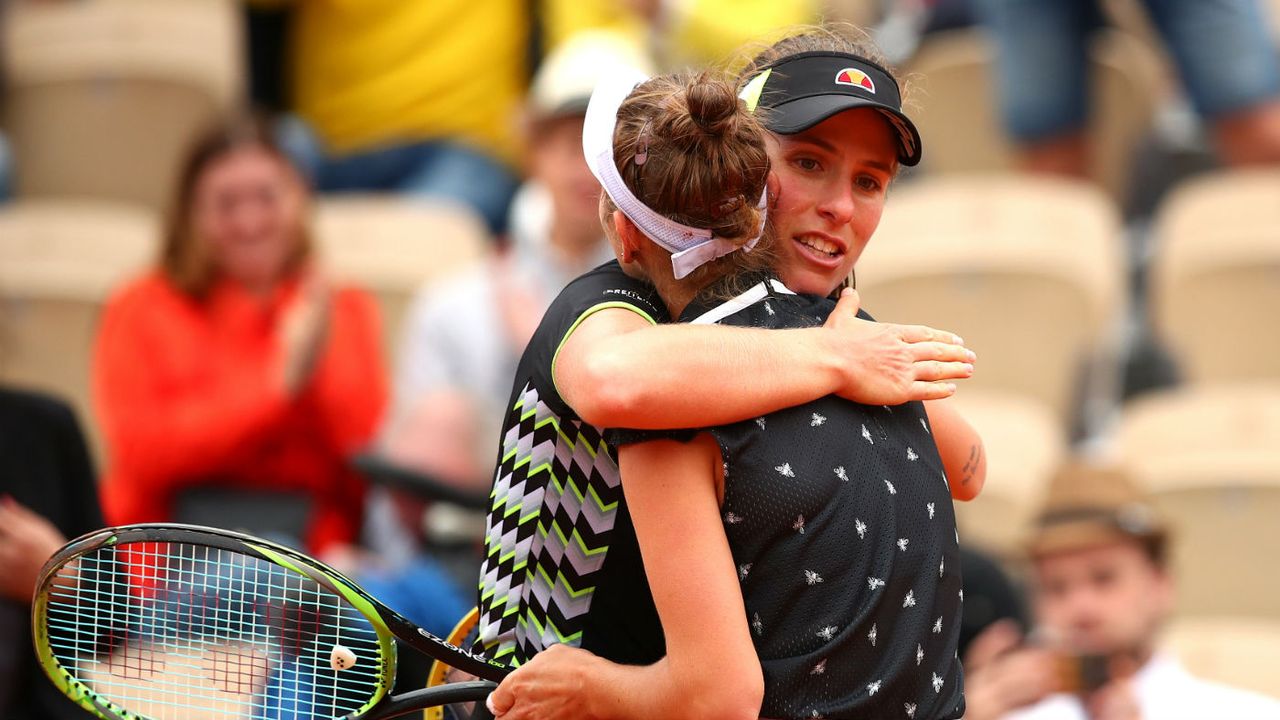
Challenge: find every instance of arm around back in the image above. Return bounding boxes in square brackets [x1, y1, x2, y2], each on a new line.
[554, 289, 972, 430]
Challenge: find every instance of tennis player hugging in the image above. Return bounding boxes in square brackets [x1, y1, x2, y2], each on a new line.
[485, 28, 977, 720]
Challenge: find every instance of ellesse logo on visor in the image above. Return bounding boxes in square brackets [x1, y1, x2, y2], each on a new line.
[834, 68, 875, 93]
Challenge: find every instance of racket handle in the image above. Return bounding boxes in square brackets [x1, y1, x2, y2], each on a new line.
[360, 680, 497, 720]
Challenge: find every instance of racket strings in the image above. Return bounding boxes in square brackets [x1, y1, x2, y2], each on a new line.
[43, 541, 386, 720]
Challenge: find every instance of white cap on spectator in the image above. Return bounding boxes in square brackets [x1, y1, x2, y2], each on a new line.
[528, 30, 654, 120]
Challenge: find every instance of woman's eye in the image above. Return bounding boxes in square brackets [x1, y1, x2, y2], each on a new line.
[793, 157, 820, 171]
[856, 175, 883, 192]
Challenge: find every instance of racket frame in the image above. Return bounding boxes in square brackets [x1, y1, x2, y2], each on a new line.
[33, 523, 508, 720]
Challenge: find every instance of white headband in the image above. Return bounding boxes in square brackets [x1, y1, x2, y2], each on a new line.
[582, 69, 768, 280]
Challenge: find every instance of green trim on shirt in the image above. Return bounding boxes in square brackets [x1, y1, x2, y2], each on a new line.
[550, 301, 659, 402]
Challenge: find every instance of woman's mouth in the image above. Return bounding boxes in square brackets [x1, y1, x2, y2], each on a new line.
[793, 234, 845, 264]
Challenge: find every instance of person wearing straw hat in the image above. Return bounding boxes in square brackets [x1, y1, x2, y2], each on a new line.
[962, 462, 1280, 720]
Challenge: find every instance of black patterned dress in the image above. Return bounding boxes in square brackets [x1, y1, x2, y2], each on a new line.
[610, 275, 966, 720]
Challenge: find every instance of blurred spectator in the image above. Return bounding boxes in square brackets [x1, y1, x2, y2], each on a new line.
[255, 0, 527, 235]
[959, 545, 1029, 661]
[962, 462, 1280, 719]
[329, 31, 655, 649]
[0, 385, 102, 719]
[93, 115, 386, 556]
[975, 0, 1280, 175]
[379, 31, 652, 494]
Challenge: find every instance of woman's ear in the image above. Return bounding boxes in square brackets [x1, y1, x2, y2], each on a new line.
[766, 172, 781, 211]
[613, 210, 645, 264]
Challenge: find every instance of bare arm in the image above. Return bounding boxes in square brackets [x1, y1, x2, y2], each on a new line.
[489, 435, 762, 720]
[925, 398, 986, 501]
[557, 288, 974, 429]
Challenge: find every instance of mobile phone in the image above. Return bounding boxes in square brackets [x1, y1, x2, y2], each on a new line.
[1054, 652, 1112, 694]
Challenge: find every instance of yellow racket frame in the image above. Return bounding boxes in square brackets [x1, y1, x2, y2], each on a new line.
[423, 607, 483, 720]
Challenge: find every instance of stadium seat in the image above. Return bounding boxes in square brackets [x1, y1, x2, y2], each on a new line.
[1149, 169, 1280, 386]
[3, 0, 242, 210]
[947, 390, 1068, 560]
[0, 201, 158, 461]
[311, 196, 491, 358]
[1116, 383, 1280, 619]
[1165, 617, 1280, 700]
[904, 28, 1161, 204]
[857, 175, 1126, 431]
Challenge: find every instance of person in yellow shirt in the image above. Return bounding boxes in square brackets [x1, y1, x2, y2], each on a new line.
[258, 0, 529, 235]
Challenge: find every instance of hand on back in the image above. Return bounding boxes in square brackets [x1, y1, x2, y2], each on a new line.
[823, 288, 975, 405]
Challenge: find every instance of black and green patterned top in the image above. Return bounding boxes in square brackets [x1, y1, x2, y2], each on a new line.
[475, 261, 670, 666]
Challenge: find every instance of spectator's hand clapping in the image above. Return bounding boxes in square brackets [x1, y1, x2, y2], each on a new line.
[277, 271, 332, 395]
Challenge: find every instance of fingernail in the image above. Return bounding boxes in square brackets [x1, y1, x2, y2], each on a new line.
[966, 350, 977, 362]
[963, 364, 974, 375]
[954, 335, 965, 345]
[486, 694, 498, 715]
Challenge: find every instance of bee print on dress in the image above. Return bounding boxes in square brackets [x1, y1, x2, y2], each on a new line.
[811, 659, 828, 675]
[927, 502, 935, 519]
[907, 447, 919, 461]
[724, 511, 744, 524]
[867, 577, 886, 591]
[867, 623, 877, 646]
[794, 515, 807, 534]
[862, 424, 874, 444]
[764, 301, 775, 316]
[811, 413, 827, 427]
[939, 557, 945, 577]
[867, 680, 882, 696]
[752, 613, 764, 636]
[897, 538, 910, 552]
[818, 625, 838, 641]
[903, 590, 916, 608]
[805, 570, 824, 585]
[884, 479, 897, 495]
[855, 518, 867, 539]
[755, 417, 767, 430]
[916, 644, 924, 666]
[835, 466, 850, 482]
[933, 617, 943, 634]
[932, 673, 945, 693]
[776, 463, 795, 477]
[906, 703, 918, 718]
[920, 417, 930, 434]
[738, 563, 752, 581]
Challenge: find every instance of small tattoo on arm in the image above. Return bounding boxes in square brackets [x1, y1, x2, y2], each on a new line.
[960, 444, 982, 486]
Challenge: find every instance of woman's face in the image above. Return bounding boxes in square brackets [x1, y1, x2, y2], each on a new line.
[193, 146, 305, 292]
[766, 108, 898, 296]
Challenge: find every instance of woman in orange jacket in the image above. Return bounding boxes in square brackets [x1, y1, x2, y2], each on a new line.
[93, 116, 387, 554]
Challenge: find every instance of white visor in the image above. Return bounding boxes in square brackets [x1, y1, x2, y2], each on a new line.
[582, 70, 768, 280]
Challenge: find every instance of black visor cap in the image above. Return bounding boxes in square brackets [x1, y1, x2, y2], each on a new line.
[747, 51, 922, 167]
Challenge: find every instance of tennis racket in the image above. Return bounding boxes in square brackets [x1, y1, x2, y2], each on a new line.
[32, 523, 509, 720]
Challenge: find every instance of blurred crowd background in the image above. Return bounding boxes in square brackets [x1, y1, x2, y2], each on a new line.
[0, 0, 1278, 717]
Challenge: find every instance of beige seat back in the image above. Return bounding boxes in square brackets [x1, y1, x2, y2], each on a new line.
[858, 175, 1125, 427]
[0, 201, 158, 461]
[947, 390, 1068, 560]
[3, 0, 242, 210]
[1117, 384, 1280, 619]
[1165, 618, 1280, 700]
[1150, 169, 1280, 385]
[312, 196, 492, 359]
[904, 29, 1160, 203]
